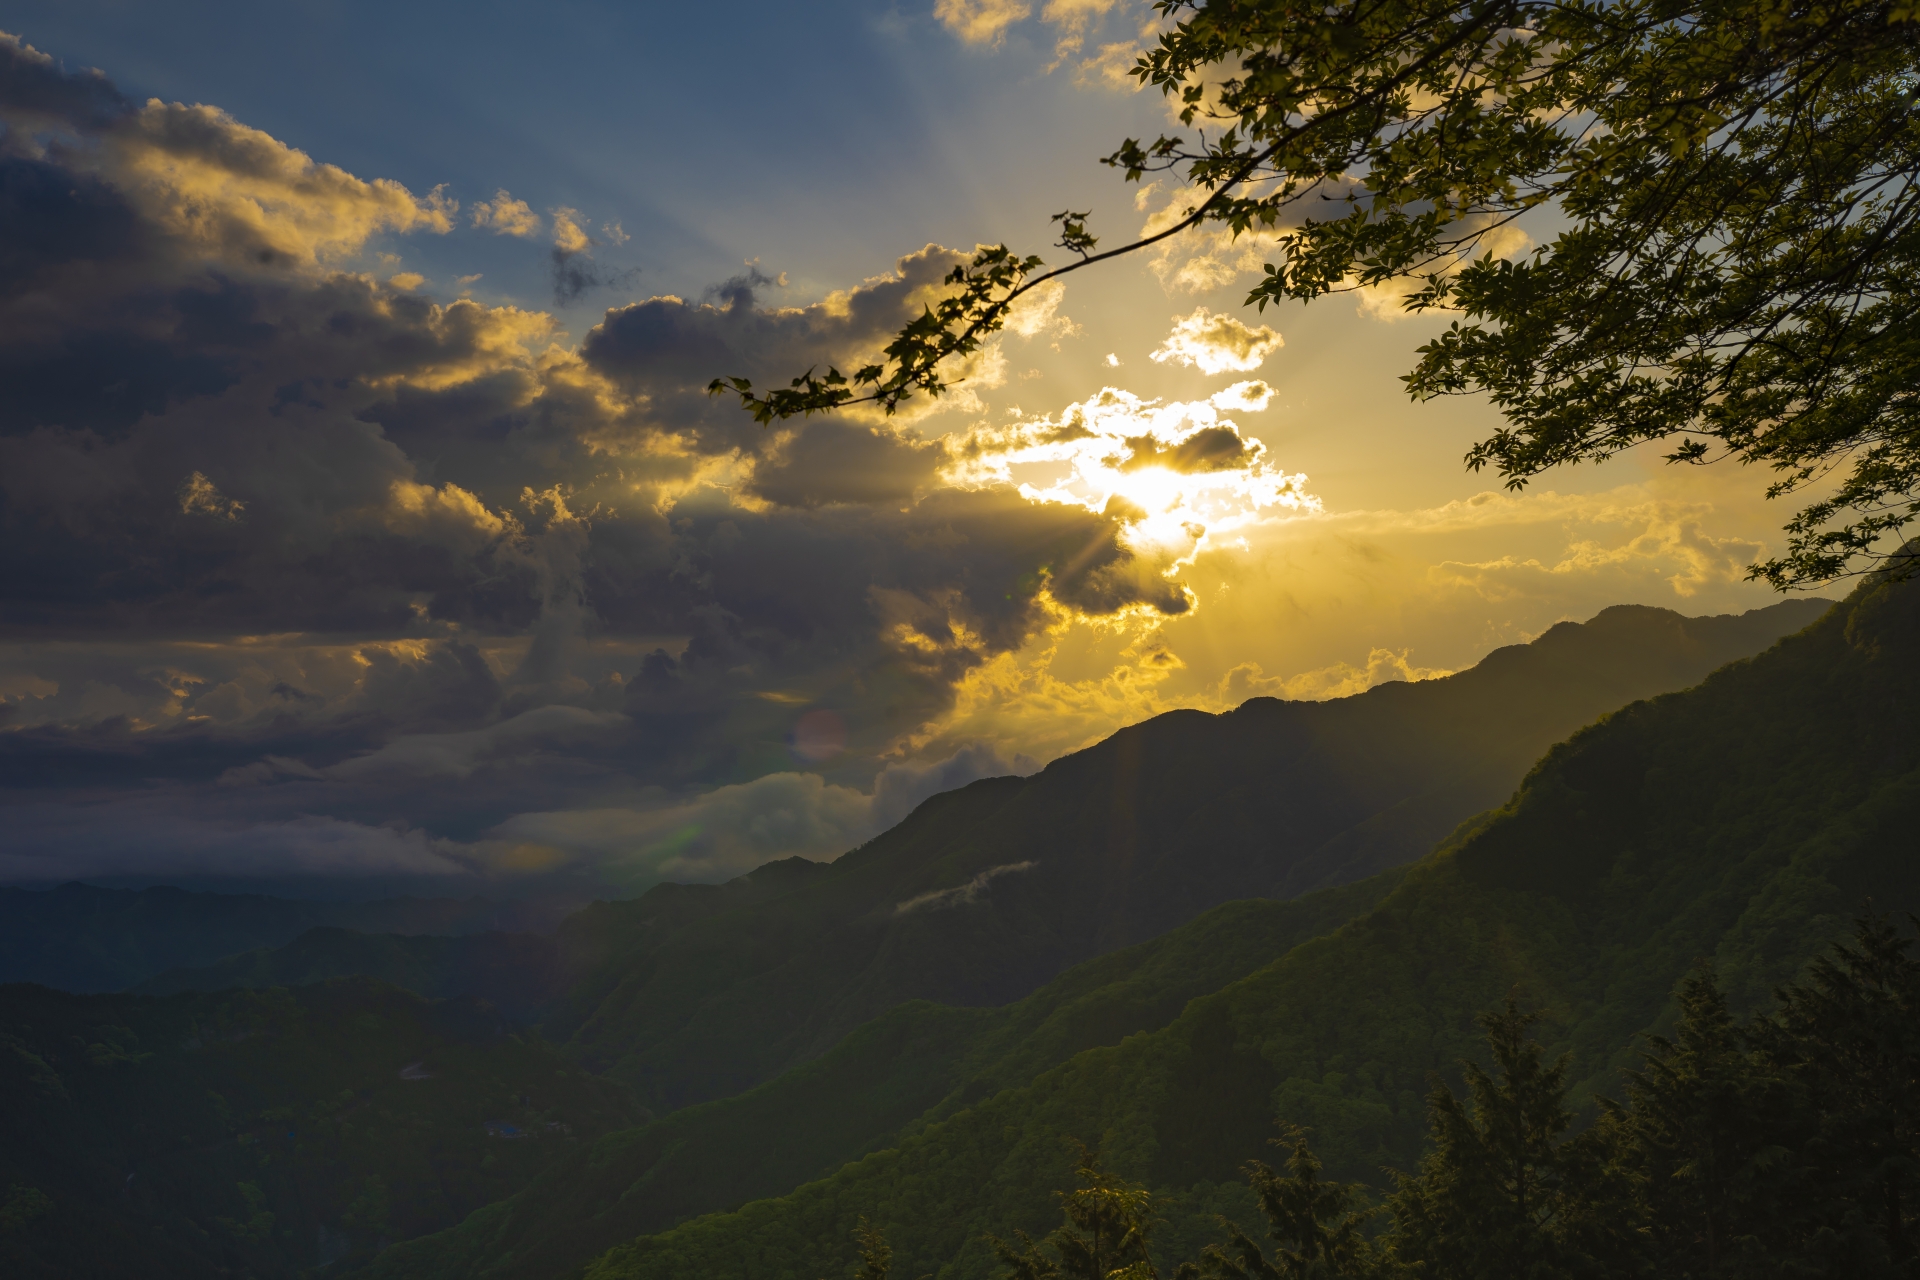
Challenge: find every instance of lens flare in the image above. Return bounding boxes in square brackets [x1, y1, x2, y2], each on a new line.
[790, 708, 848, 762]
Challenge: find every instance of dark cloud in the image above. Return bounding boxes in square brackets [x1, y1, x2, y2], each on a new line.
[0, 31, 128, 131]
[0, 35, 1184, 891]
[745, 421, 944, 509]
[1117, 424, 1260, 474]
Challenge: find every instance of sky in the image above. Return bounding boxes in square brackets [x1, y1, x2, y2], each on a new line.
[0, 1, 1815, 898]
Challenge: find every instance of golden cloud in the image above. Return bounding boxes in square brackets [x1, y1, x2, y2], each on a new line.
[178, 472, 244, 521]
[947, 386, 1315, 569]
[110, 99, 454, 265]
[934, 0, 1034, 44]
[471, 189, 542, 237]
[1149, 306, 1284, 375]
[551, 206, 592, 254]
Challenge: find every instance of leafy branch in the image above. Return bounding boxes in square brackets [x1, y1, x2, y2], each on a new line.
[714, 0, 1920, 586]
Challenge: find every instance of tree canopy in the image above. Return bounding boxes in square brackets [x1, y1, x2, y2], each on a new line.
[831, 918, 1920, 1280]
[712, 0, 1920, 588]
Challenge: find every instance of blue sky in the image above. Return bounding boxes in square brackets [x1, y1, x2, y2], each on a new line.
[7, 0, 1163, 310]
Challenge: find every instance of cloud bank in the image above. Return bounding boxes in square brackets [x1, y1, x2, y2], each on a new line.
[0, 33, 1211, 890]
[0, 32, 1797, 894]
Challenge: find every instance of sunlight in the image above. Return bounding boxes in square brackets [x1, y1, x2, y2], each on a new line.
[1105, 466, 1186, 516]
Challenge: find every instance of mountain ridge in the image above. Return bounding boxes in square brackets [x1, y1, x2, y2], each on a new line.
[556, 598, 1830, 1112]
[569, 574, 1916, 1280]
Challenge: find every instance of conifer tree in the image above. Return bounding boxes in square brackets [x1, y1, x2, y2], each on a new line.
[1747, 916, 1920, 1277]
[992, 1146, 1167, 1280]
[1195, 1126, 1382, 1280]
[1382, 1000, 1641, 1279]
[1617, 964, 1799, 1277]
[850, 1217, 894, 1280]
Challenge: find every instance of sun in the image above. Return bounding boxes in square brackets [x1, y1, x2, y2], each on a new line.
[1105, 467, 1187, 515]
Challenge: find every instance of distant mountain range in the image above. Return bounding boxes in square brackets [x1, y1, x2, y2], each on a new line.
[543, 598, 1829, 1113]
[124, 599, 1822, 1120]
[0, 885, 571, 993]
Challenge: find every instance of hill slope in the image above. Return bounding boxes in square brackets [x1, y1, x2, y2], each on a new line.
[0, 979, 643, 1279]
[0, 884, 568, 993]
[575, 575, 1917, 1280]
[554, 599, 1826, 1112]
[367, 874, 1404, 1280]
[137, 927, 575, 1024]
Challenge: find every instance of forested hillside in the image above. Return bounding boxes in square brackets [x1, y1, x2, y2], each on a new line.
[368, 876, 1403, 1280]
[571, 571, 1917, 1280]
[137, 928, 576, 1024]
[0, 980, 642, 1279]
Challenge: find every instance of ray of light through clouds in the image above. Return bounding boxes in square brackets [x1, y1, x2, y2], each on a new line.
[0, 5, 1815, 896]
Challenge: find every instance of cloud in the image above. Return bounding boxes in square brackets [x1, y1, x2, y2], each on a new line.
[934, 0, 1033, 45]
[0, 31, 130, 129]
[478, 740, 1029, 884]
[178, 470, 244, 520]
[1076, 38, 1149, 89]
[1002, 278, 1078, 340]
[943, 385, 1315, 567]
[471, 189, 541, 237]
[0, 35, 1799, 899]
[217, 754, 324, 787]
[1149, 307, 1284, 375]
[326, 705, 628, 781]
[551, 206, 591, 254]
[1430, 509, 1766, 600]
[1218, 649, 1453, 704]
[107, 102, 455, 265]
[0, 806, 470, 884]
[1210, 380, 1273, 412]
[894, 860, 1037, 915]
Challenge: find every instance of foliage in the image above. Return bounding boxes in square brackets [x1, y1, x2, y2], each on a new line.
[138, 927, 573, 1023]
[727, 0, 1920, 587]
[991, 1148, 1168, 1280]
[1192, 1128, 1380, 1280]
[0, 883, 548, 994]
[1382, 1001, 1641, 1278]
[0, 1185, 52, 1235]
[840, 923, 1920, 1280]
[1295, 920, 1920, 1279]
[851, 1216, 897, 1280]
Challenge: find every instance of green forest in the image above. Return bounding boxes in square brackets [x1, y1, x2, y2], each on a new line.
[845, 919, 1920, 1280]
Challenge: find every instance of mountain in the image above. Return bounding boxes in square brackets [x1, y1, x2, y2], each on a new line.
[136, 928, 576, 1024]
[367, 874, 1403, 1280]
[549, 599, 1827, 1113]
[133, 853, 837, 1025]
[0, 883, 573, 993]
[68, 601, 1819, 1117]
[0, 595, 1837, 1279]
[0, 979, 644, 1279]
[567, 572, 1917, 1280]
